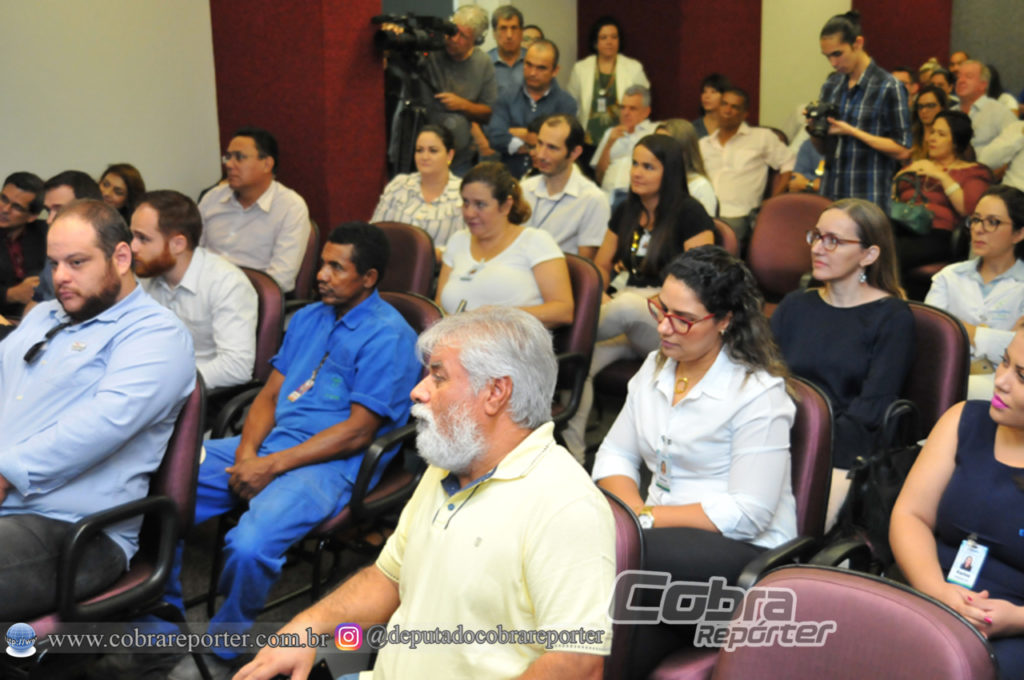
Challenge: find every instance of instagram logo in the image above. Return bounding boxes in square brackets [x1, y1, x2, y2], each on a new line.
[335, 623, 363, 650]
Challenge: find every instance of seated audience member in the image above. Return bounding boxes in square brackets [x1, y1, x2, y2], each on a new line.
[485, 40, 578, 178]
[131, 190, 258, 390]
[0, 199, 194, 620]
[950, 50, 969, 79]
[919, 58, 941, 88]
[234, 307, 615, 680]
[926, 186, 1024, 400]
[909, 85, 950, 161]
[568, 15, 650, 148]
[99, 163, 146, 224]
[956, 60, 1016, 153]
[167, 222, 420, 677]
[563, 134, 715, 461]
[0, 172, 44, 317]
[488, 4, 525, 100]
[591, 85, 657, 198]
[436, 162, 573, 328]
[595, 246, 796, 680]
[987, 64, 1019, 114]
[930, 67, 957, 104]
[199, 126, 311, 294]
[979, 120, 1024, 193]
[521, 114, 609, 258]
[894, 110, 992, 270]
[655, 118, 718, 216]
[786, 138, 826, 194]
[692, 73, 731, 138]
[700, 87, 795, 243]
[891, 330, 1024, 678]
[772, 199, 913, 528]
[892, 64, 919, 104]
[370, 124, 463, 256]
[30, 171, 104, 307]
[521, 23, 543, 47]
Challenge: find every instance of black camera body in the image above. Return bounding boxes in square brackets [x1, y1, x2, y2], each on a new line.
[372, 13, 456, 54]
[805, 100, 840, 138]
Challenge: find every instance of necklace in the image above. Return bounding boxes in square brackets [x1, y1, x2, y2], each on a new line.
[674, 375, 689, 395]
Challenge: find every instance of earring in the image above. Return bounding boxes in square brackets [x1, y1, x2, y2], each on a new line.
[859, 270, 867, 284]
[720, 328, 727, 336]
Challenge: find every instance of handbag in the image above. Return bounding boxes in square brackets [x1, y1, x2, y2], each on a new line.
[889, 174, 934, 236]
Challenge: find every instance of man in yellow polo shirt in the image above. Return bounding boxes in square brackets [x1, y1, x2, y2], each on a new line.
[235, 307, 616, 680]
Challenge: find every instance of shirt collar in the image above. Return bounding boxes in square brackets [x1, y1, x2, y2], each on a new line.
[333, 287, 382, 331]
[958, 257, 1024, 283]
[224, 181, 276, 213]
[175, 247, 206, 294]
[438, 422, 557, 499]
[653, 346, 732, 403]
[50, 283, 147, 329]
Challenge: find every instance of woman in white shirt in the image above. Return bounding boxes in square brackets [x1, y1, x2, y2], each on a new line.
[655, 119, 718, 217]
[436, 162, 573, 329]
[594, 246, 796, 679]
[926, 185, 1024, 399]
[371, 125, 463, 256]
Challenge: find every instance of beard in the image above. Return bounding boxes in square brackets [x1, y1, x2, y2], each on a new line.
[63, 263, 123, 323]
[133, 244, 177, 278]
[411, 402, 485, 476]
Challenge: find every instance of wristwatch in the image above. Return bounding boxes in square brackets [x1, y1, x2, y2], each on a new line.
[638, 506, 655, 529]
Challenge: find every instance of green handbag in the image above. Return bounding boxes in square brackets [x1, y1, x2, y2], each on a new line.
[889, 174, 934, 236]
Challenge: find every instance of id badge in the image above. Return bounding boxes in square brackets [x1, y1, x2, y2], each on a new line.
[654, 435, 672, 493]
[596, 97, 607, 114]
[947, 535, 988, 589]
[287, 377, 315, 402]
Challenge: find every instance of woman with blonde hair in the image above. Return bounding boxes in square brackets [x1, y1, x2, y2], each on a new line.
[655, 118, 718, 216]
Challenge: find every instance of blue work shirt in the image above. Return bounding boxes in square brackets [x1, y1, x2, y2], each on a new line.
[486, 81, 579, 178]
[263, 290, 420, 487]
[488, 46, 525, 100]
[0, 284, 196, 561]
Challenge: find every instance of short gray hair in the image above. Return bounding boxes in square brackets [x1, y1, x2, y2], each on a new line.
[452, 5, 489, 43]
[416, 306, 556, 429]
[491, 4, 523, 30]
[623, 84, 651, 108]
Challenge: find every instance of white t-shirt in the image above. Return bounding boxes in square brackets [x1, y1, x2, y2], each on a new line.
[440, 227, 564, 313]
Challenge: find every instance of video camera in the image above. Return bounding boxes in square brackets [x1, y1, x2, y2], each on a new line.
[372, 13, 457, 54]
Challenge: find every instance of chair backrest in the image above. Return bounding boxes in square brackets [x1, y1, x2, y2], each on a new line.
[714, 219, 740, 256]
[601, 489, 644, 680]
[149, 376, 206, 536]
[788, 377, 833, 539]
[904, 302, 970, 436]
[290, 219, 320, 300]
[380, 291, 444, 336]
[374, 221, 437, 297]
[711, 566, 997, 680]
[554, 253, 602, 364]
[746, 193, 831, 303]
[241, 267, 285, 383]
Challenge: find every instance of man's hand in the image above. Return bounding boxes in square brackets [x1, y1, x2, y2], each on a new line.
[788, 174, 813, 192]
[607, 125, 627, 144]
[0, 473, 11, 504]
[436, 92, 471, 112]
[0, 313, 11, 327]
[232, 621, 317, 680]
[226, 456, 278, 500]
[6, 277, 40, 305]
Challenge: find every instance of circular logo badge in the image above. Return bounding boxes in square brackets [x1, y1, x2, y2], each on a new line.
[5, 622, 37, 658]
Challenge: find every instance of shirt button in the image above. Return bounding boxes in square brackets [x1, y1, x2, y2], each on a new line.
[448, 504, 455, 511]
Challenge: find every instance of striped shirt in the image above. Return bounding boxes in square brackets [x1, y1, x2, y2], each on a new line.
[370, 172, 464, 249]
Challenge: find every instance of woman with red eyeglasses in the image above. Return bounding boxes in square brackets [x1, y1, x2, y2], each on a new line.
[771, 198, 913, 528]
[594, 246, 796, 680]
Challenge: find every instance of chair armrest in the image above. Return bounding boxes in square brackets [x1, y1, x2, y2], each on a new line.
[737, 535, 820, 589]
[880, 398, 920, 450]
[210, 386, 263, 439]
[348, 422, 420, 521]
[553, 351, 588, 426]
[808, 537, 874, 571]
[57, 495, 179, 621]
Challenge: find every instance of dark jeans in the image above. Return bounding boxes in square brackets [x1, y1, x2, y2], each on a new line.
[0, 514, 125, 620]
[627, 527, 766, 680]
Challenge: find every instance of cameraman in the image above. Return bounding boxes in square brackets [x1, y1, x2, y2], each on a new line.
[812, 10, 911, 211]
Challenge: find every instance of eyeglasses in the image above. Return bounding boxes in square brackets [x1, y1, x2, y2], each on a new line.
[221, 151, 262, 164]
[806, 230, 863, 251]
[647, 298, 714, 335]
[23, 321, 72, 364]
[916, 102, 940, 110]
[0, 192, 31, 215]
[964, 215, 1014, 233]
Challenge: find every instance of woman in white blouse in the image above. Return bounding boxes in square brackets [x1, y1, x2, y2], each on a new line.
[926, 185, 1024, 399]
[593, 246, 796, 679]
[436, 162, 573, 329]
[371, 125, 463, 256]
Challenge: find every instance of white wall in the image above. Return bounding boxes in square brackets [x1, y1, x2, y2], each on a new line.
[2, 0, 220, 200]
[759, 0, 850, 133]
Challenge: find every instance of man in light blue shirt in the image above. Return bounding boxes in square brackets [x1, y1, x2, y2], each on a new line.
[488, 4, 526, 99]
[0, 199, 195, 621]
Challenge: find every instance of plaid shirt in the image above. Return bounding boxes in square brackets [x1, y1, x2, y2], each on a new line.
[819, 60, 911, 210]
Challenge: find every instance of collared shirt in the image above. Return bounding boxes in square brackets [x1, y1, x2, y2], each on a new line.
[591, 118, 658, 196]
[372, 422, 615, 679]
[141, 247, 258, 390]
[0, 286, 195, 561]
[925, 258, 1024, 362]
[979, 121, 1024, 193]
[371, 172, 463, 249]
[965, 95, 1018, 152]
[592, 348, 797, 549]
[485, 82, 578, 177]
[819, 60, 912, 210]
[699, 122, 796, 217]
[198, 180, 310, 293]
[264, 290, 420, 486]
[488, 46, 525, 100]
[521, 165, 610, 253]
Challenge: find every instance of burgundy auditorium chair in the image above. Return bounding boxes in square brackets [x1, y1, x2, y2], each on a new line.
[553, 254, 603, 431]
[373, 221, 437, 297]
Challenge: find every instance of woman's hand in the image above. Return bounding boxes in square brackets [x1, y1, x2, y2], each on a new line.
[935, 583, 993, 631]
[975, 593, 1024, 639]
